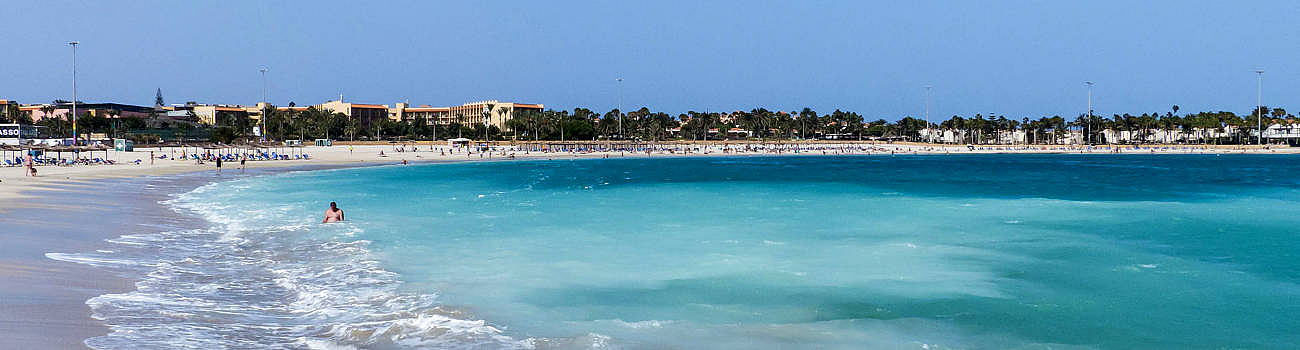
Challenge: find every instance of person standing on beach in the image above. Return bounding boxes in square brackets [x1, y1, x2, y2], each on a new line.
[240, 156, 246, 173]
[323, 202, 344, 223]
[24, 153, 34, 177]
[215, 156, 222, 173]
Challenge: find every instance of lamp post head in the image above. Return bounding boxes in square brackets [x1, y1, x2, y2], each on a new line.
[260, 67, 268, 73]
[1084, 81, 1093, 86]
[1255, 69, 1264, 74]
[68, 41, 79, 46]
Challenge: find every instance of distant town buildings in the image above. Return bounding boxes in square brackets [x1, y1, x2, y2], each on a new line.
[5, 95, 1299, 145]
[20, 102, 155, 121]
[4, 97, 543, 131]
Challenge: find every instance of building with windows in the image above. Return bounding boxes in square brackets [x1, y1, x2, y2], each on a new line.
[21, 102, 155, 121]
[319, 99, 389, 129]
[0, 100, 20, 121]
[445, 100, 544, 130]
[388, 100, 543, 130]
[1261, 123, 1300, 143]
[390, 103, 451, 124]
[164, 103, 253, 126]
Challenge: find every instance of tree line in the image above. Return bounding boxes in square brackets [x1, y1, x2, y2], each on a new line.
[2, 102, 1295, 145]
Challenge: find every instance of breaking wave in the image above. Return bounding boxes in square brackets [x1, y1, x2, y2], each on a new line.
[49, 180, 540, 349]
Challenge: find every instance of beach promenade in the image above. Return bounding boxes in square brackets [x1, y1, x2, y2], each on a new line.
[0, 142, 1296, 348]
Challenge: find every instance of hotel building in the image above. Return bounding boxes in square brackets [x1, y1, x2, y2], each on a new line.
[390, 103, 451, 124]
[318, 99, 390, 129]
[365, 100, 543, 130]
[21, 102, 156, 121]
[444, 100, 544, 130]
[0, 100, 19, 121]
[167, 104, 252, 125]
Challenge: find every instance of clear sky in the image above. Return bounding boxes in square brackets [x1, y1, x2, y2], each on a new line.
[3, 1, 1297, 120]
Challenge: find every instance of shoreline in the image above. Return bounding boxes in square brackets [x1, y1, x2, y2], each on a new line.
[0, 162, 387, 349]
[2, 144, 1299, 348]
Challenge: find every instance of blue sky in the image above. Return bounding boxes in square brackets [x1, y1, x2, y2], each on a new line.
[3, 1, 1297, 120]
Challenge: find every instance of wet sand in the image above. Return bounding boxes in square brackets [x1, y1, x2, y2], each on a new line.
[0, 164, 372, 348]
[0, 176, 189, 349]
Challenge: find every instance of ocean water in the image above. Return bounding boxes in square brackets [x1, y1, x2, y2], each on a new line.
[58, 155, 1300, 349]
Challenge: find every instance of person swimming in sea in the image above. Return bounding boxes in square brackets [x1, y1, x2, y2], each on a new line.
[323, 202, 344, 223]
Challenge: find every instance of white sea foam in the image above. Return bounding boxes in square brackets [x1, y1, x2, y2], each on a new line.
[45, 252, 151, 268]
[66, 177, 542, 350]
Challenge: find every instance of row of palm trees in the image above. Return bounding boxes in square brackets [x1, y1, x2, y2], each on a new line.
[10, 102, 1295, 145]
[933, 106, 1293, 145]
[234, 104, 1300, 144]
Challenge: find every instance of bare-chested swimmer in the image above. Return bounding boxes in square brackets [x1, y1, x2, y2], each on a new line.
[323, 202, 344, 223]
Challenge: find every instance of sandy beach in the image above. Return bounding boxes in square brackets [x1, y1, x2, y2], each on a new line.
[1, 141, 1296, 348]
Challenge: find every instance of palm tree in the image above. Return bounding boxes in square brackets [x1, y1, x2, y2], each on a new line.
[344, 116, 359, 142]
[482, 103, 496, 141]
[496, 106, 512, 141]
[108, 108, 122, 139]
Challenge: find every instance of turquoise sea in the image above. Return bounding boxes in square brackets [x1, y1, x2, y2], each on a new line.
[72, 155, 1300, 349]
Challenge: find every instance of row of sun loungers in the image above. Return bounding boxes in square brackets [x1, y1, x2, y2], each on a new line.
[4, 157, 116, 166]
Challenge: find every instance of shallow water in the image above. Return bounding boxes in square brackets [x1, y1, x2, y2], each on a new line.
[62, 155, 1300, 349]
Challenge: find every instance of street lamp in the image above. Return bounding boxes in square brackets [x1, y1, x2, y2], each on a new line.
[1256, 69, 1264, 145]
[617, 78, 623, 139]
[69, 41, 79, 145]
[924, 85, 932, 143]
[260, 66, 268, 142]
[1085, 81, 1094, 145]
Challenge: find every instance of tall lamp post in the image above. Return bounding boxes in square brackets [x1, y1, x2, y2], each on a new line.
[617, 78, 623, 139]
[260, 66, 268, 142]
[924, 85, 932, 143]
[1085, 81, 1094, 145]
[69, 41, 79, 145]
[1256, 69, 1264, 145]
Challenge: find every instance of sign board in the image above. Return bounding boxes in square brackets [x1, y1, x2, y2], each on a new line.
[0, 124, 37, 138]
[0, 124, 38, 145]
[114, 139, 134, 151]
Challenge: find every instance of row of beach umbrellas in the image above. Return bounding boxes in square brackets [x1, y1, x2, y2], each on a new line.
[0, 142, 306, 165]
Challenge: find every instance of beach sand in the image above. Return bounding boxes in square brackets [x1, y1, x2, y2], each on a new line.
[1, 176, 181, 349]
[0, 142, 1294, 348]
